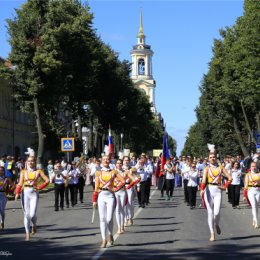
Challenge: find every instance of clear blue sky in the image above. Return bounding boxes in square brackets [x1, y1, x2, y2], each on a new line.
[0, 0, 244, 155]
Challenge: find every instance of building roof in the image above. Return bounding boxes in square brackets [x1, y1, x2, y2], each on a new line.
[0, 56, 12, 68]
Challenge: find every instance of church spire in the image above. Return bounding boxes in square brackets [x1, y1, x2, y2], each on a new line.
[137, 7, 145, 45]
[138, 7, 145, 38]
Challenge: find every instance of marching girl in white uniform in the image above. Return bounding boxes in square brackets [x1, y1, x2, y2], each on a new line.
[243, 161, 260, 228]
[122, 156, 140, 226]
[200, 145, 232, 242]
[0, 166, 13, 230]
[15, 152, 49, 241]
[114, 158, 136, 234]
[92, 155, 125, 248]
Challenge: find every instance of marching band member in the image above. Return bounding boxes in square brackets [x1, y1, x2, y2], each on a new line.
[181, 158, 191, 205]
[123, 156, 140, 226]
[67, 161, 80, 207]
[0, 166, 13, 230]
[143, 155, 154, 205]
[15, 151, 49, 241]
[114, 159, 135, 234]
[200, 145, 232, 242]
[187, 162, 198, 209]
[164, 158, 175, 201]
[52, 162, 67, 211]
[243, 161, 260, 228]
[136, 158, 148, 208]
[92, 155, 125, 248]
[230, 161, 242, 209]
[76, 156, 86, 203]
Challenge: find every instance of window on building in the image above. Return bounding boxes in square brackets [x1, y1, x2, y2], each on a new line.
[138, 59, 145, 75]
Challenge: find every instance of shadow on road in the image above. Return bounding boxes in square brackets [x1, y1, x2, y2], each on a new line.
[103, 242, 260, 260]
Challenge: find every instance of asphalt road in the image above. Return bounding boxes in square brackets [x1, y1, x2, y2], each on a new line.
[1, 185, 259, 260]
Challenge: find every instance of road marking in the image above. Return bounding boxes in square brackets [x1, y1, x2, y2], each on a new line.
[91, 188, 157, 260]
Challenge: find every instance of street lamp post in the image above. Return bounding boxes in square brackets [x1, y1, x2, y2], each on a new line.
[82, 127, 89, 156]
[120, 133, 124, 152]
[64, 109, 70, 162]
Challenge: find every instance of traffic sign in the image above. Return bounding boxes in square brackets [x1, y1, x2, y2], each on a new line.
[61, 138, 75, 152]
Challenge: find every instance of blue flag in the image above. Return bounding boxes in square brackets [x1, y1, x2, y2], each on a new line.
[160, 132, 170, 176]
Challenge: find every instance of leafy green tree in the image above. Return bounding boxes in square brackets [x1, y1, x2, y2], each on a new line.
[1, 0, 167, 160]
[183, 0, 260, 158]
[3, 0, 97, 165]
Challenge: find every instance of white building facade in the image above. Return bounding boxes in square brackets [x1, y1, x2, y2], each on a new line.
[130, 10, 157, 114]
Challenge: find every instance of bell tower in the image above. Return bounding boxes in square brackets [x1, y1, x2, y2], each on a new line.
[130, 9, 156, 113]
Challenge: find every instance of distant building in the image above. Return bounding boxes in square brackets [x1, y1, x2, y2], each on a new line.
[0, 57, 36, 158]
[130, 9, 164, 128]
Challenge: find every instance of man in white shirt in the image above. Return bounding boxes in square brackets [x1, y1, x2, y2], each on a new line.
[52, 162, 66, 211]
[136, 159, 148, 208]
[164, 158, 175, 201]
[187, 163, 198, 209]
[181, 158, 191, 205]
[68, 162, 80, 207]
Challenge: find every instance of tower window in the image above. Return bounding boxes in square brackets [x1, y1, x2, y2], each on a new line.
[138, 59, 145, 75]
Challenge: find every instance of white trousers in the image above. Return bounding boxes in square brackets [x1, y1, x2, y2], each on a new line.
[125, 187, 135, 220]
[205, 185, 222, 234]
[0, 193, 7, 224]
[248, 188, 260, 224]
[98, 191, 115, 240]
[22, 188, 38, 234]
[115, 189, 126, 229]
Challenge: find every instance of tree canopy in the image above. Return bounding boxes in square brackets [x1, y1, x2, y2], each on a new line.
[182, 0, 260, 158]
[0, 0, 174, 161]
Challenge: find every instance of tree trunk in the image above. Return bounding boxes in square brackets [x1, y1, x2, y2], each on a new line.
[77, 115, 82, 140]
[232, 105, 249, 157]
[33, 97, 44, 168]
[256, 112, 260, 133]
[89, 117, 93, 156]
[240, 100, 256, 144]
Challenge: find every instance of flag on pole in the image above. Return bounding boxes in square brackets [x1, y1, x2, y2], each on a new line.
[108, 125, 113, 155]
[160, 131, 170, 176]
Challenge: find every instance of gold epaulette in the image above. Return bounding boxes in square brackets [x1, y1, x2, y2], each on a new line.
[130, 167, 137, 174]
[111, 169, 118, 175]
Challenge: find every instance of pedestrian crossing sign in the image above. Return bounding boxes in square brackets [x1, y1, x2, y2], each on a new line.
[61, 138, 75, 152]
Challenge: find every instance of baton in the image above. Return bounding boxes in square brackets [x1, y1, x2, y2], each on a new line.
[201, 192, 207, 209]
[91, 206, 97, 223]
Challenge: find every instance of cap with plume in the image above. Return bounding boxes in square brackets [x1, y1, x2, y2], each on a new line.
[207, 144, 215, 153]
[25, 147, 35, 157]
[253, 154, 259, 162]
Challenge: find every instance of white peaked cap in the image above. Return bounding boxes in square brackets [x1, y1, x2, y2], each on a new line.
[207, 144, 215, 153]
[123, 149, 130, 157]
[25, 147, 35, 157]
[118, 151, 123, 160]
